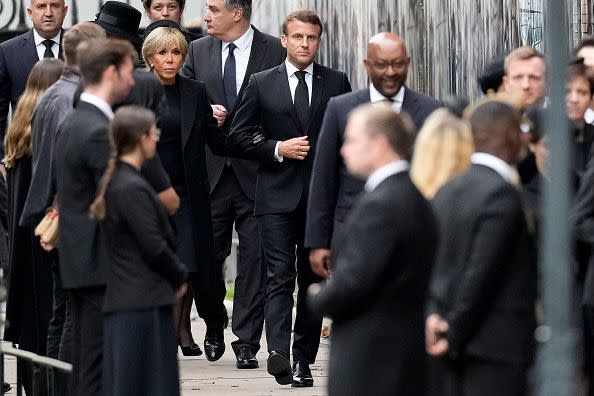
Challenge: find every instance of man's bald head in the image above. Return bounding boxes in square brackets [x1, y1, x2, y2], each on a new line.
[468, 100, 523, 164]
[364, 32, 410, 98]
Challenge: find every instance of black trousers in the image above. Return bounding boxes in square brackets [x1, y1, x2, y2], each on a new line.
[46, 258, 72, 395]
[257, 200, 323, 363]
[209, 166, 266, 353]
[69, 287, 104, 396]
[440, 356, 528, 396]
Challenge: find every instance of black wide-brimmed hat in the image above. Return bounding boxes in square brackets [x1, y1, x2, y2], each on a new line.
[477, 57, 505, 95]
[94, 1, 143, 46]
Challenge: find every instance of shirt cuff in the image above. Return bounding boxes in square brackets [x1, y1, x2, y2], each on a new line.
[274, 141, 284, 162]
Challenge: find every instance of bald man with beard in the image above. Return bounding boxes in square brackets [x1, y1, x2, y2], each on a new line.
[305, 32, 439, 278]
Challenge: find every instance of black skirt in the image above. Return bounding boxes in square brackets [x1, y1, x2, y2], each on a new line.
[103, 306, 180, 396]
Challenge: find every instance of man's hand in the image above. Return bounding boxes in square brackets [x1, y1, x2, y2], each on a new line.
[425, 313, 450, 356]
[310, 248, 332, 278]
[211, 104, 228, 127]
[176, 283, 188, 300]
[278, 136, 310, 160]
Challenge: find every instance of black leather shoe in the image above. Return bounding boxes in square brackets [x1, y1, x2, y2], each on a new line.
[236, 346, 258, 369]
[204, 337, 225, 361]
[179, 343, 203, 356]
[3, 382, 11, 392]
[267, 351, 292, 385]
[292, 361, 314, 387]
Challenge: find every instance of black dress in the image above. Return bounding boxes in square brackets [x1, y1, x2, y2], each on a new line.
[4, 155, 53, 394]
[102, 162, 187, 396]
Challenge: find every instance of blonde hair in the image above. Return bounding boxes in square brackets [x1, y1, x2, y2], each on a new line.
[504, 46, 544, 74]
[4, 58, 65, 168]
[410, 109, 474, 199]
[142, 27, 187, 70]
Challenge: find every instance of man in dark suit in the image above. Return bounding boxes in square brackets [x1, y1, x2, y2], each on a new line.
[308, 104, 438, 396]
[0, 0, 68, 161]
[426, 99, 537, 396]
[305, 32, 439, 277]
[54, 38, 136, 396]
[228, 10, 351, 387]
[181, 0, 285, 367]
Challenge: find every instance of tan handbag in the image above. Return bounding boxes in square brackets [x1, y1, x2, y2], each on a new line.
[34, 208, 59, 247]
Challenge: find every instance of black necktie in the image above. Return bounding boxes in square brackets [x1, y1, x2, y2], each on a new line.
[223, 42, 237, 110]
[42, 39, 54, 58]
[294, 70, 310, 130]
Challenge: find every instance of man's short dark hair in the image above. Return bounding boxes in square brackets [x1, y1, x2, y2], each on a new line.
[62, 22, 106, 67]
[225, 0, 252, 21]
[575, 36, 594, 55]
[77, 38, 135, 86]
[350, 103, 415, 160]
[568, 59, 594, 96]
[282, 10, 323, 36]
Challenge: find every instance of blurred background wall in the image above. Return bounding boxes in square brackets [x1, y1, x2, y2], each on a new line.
[0, 0, 591, 99]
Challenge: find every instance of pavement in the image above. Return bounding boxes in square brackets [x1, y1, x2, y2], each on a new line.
[1, 302, 330, 395]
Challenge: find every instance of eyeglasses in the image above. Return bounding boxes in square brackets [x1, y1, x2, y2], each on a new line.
[288, 34, 320, 43]
[369, 61, 408, 71]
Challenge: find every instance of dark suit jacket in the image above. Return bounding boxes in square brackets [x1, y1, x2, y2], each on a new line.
[0, 29, 63, 157]
[181, 26, 285, 200]
[103, 162, 188, 313]
[228, 62, 351, 215]
[304, 87, 440, 249]
[174, 75, 227, 270]
[430, 164, 537, 364]
[309, 171, 438, 396]
[55, 101, 111, 289]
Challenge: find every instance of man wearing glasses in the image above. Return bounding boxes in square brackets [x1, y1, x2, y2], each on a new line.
[305, 32, 439, 282]
[229, 9, 351, 388]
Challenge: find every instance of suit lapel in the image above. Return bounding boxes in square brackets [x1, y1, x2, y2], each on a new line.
[238, 27, 267, 103]
[277, 63, 302, 131]
[307, 63, 325, 132]
[357, 88, 371, 104]
[23, 30, 40, 67]
[179, 77, 197, 148]
[207, 38, 226, 106]
[401, 86, 420, 119]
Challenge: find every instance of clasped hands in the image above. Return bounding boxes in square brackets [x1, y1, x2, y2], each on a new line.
[425, 313, 450, 356]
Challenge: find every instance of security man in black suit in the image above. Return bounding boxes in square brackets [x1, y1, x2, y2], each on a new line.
[308, 104, 438, 396]
[305, 32, 439, 277]
[0, 0, 67, 165]
[426, 99, 537, 396]
[181, 0, 285, 367]
[228, 10, 351, 387]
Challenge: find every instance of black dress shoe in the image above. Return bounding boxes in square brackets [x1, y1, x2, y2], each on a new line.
[204, 337, 225, 361]
[179, 343, 203, 356]
[236, 346, 258, 369]
[292, 361, 314, 387]
[267, 351, 292, 385]
[3, 382, 11, 392]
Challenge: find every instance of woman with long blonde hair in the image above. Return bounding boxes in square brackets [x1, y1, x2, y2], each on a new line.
[3, 58, 64, 394]
[410, 108, 475, 199]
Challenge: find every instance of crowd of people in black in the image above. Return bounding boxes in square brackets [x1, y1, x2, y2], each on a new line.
[2, 0, 594, 395]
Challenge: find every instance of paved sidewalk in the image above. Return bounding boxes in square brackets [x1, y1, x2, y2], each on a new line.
[2, 304, 330, 395]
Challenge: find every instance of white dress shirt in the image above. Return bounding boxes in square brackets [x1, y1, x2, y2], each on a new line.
[369, 83, 404, 113]
[80, 92, 114, 120]
[221, 26, 254, 96]
[470, 152, 520, 185]
[364, 160, 410, 192]
[33, 29, 61, 60]
[274, 60, 315, 162]
[585, 107, 594, 125]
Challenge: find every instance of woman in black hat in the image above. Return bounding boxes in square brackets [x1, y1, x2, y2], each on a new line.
[142, 0, 202, 42]
[95, 1, 144, 54]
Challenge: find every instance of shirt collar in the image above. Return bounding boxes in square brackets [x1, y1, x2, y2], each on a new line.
[364, 160, 409, 192]
[369, 83, 405, 103]
[80, 92, 114, 120]
[222, 26, 254, 52]
[33, 29, 61, 47]
[285, 59, 314, 77]
[470, 152, 517, 184]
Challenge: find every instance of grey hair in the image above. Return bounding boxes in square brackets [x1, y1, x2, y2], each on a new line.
[224, 0, 252, 21]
